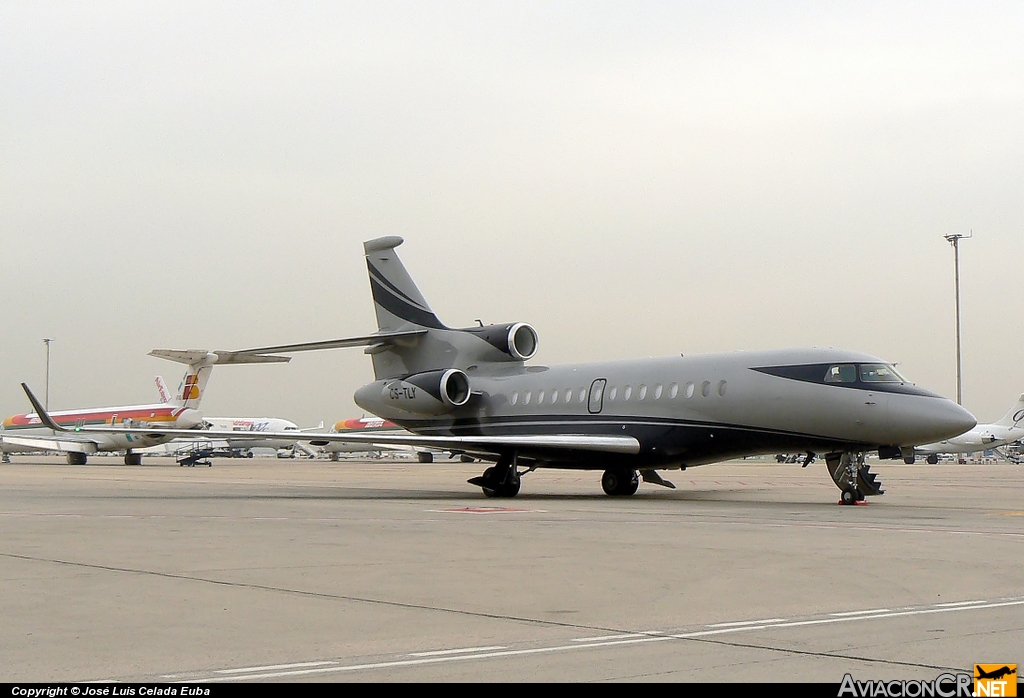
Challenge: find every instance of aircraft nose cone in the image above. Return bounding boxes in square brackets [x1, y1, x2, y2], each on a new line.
[919, 400, 976, 444]
[889, 395, 976, 445]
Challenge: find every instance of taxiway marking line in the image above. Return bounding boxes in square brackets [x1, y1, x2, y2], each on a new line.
[214, 660, 334, 674]
[707, 618, 788, 627]
[829, 609, 891, 617]
[408, 645, 506, 657]
[198, 596, 1024, 681]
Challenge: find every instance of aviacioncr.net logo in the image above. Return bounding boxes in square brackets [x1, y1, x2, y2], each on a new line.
[839, 673, 973, 697]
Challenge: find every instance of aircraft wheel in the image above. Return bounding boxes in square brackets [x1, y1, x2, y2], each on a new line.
[840, 488, 858, 505]
[124, 452, 143, 466]
[926, 455, 938, 465]
[481, 467, 498, 497]
[418, 451, 434, 464]
[496, 478, 521, 498]
[67, 453, 88, 465]
[602, 468, 639, 496]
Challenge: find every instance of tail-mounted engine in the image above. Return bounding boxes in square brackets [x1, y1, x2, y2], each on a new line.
[354, 368, 472, 418]
[464, 322, 538, 362]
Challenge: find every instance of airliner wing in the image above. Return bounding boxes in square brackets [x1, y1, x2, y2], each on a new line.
[0, 433, 98, 454]
[20, 383, 640, 457]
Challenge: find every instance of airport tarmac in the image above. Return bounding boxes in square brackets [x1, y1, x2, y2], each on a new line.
[1, 455, 1022, 683]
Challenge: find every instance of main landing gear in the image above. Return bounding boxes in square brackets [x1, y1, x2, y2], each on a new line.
[601, 468, 639, 496]
[124, 451, 143, 466]
[67, 452, 88, 465]
[825, 452, 885, 505]
[468, 452, 522, 498]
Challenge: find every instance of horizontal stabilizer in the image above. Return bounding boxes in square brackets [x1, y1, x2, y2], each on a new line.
[234, 330, 427, 356]
[149, 349, 291, 365]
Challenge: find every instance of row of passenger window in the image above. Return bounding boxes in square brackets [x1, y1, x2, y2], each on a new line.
[509, 380, 727, 406]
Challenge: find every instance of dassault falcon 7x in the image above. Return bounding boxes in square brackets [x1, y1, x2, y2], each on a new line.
[19, 237, 976, 503]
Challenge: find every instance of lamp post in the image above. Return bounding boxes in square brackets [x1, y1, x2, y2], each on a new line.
[943, 232, 971, 405]
[42, 338, 53, 411]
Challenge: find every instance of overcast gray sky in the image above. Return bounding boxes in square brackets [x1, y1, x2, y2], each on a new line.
[2, 1, 1022, 427]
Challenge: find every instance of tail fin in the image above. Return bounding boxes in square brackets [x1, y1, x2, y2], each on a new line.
[149, 349, 290, 410]
[364, 237, 446, 332]
[155, 376, 172, 404]
[994, 394, 1024, 427]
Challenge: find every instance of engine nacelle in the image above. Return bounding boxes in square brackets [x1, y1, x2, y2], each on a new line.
[465, 322, 539, 362]
[354, 369, 472, 418]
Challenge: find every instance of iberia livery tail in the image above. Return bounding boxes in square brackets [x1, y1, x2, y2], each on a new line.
[149, 350, 291, 410]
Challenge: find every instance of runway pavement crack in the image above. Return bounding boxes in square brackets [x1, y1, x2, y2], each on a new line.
[0, 551, 648, 636]
[683, 635, 966, 674]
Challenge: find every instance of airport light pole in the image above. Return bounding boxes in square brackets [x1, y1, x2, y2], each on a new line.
[943, 232, 971, 405]
[42, 338, 53, 411]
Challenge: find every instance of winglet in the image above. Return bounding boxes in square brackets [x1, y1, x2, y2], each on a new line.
[21, 383, 67, 432]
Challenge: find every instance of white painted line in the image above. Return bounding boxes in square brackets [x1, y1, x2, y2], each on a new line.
[934, 600, 988, 607]
[215, 660, 335, 674]
[829, 609, 891, 617]
[408, 645, 506, 657]
[570, 634, 648, 642]
[707, 618, 788, 627]
[181, 595, 1024, 682]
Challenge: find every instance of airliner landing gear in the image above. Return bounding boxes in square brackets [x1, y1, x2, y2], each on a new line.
[468, 452, 521, 497]
[602, 468, 639, 496]
[124, 451, 143, 466]
[926, 454, 939, 465]
[826, 452, 884, 505]
[67, 453, 87, 465]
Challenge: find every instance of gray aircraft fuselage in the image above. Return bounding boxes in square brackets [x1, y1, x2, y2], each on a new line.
[355, 345, 974, 470]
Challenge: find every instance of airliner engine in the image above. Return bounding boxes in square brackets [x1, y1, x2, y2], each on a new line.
[354, 368, 472, 418]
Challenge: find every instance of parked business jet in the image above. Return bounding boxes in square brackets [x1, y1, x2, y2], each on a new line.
[18, 237, 976, 503]
[906, 394, 1024, 463]
[2, 350, 285, 464]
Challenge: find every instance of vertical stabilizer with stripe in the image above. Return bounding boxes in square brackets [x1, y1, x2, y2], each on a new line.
[363, 237, 454, 380]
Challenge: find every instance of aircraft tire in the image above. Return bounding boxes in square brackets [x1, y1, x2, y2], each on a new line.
[67, 452, 87, 465]
[926, 455, 939, 465]
[124, 452, 143, 466]
[481, 467, 498, 498]
[418, 451, 434, 464]
[840, 488, 858, 505]
[479, 466, 520, 497]
[602, 468, 639, 496]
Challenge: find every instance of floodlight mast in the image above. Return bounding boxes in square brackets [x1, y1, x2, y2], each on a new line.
[42, 338, 54, 412]
[943, 231, 971, 405]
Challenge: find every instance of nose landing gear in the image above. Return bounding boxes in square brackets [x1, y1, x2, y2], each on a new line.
[826, 452, 884, 505]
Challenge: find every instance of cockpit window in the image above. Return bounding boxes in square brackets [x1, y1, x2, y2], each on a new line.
[823, 364, 857, 383]
[859, 363, 905, 383]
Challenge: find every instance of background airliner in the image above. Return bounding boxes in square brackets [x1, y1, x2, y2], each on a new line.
[21, 237, 977, 505]
[2, 350, 285, 464]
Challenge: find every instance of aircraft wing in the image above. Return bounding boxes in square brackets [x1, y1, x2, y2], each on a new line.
[0, 434, 99, 454]
[20, 383, 639, 457]
[19, 382, 634, 454]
